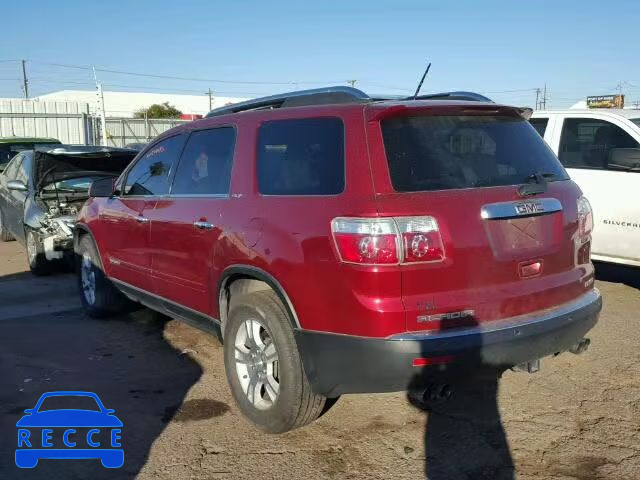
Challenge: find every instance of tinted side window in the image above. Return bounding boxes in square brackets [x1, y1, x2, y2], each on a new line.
[0, 145, 12, 167]
[172, 127, 235, 195]
[529, 117, 549, 137]
[16, 153, 32, 184]
[0, 144, 33, 168]
[559, 118, 639, 169]
[257, 117, 345, 195]
[124, 135, 185, 196]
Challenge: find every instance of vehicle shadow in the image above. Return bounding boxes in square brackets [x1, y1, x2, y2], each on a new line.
[594, 261, 640, 290]
[0, 307, 203, 479]
[408, 317, 514, 480]
[0, 270, 34, 283]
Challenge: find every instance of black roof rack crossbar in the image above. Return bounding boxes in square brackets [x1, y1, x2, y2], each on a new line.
[205, 86, 371, 117]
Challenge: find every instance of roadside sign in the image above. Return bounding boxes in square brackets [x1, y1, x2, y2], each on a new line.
[586, 95, 625, 109]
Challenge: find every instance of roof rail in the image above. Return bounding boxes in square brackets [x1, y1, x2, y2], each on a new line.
[205, 87, 494, 118]
[205, 86, 370, 117]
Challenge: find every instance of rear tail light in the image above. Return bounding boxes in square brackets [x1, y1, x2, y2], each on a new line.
[576, 196, 593, 264]
[395, 216, 445, 262]
[331, 216, 444, 265]
[577, 241, 591, 265]
[577, 196, 593, 241]
[332, 218, 399, 264]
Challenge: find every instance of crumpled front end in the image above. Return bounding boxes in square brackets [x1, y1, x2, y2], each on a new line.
[36, 203, 79, 260]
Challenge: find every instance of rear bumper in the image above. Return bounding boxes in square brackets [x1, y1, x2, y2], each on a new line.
[295, 289, 602, 396]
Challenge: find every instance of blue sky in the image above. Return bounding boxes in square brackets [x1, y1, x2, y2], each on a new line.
[1, 0, 638, 108]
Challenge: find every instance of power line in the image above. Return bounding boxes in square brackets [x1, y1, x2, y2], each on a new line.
[26, 78, 266, 96]
[359, 82, 412, 92]
[481, 87, 538, 94]
[31, 77, 198, 92]
[28, 60, 348, 86]
[6, 59, 630, 108]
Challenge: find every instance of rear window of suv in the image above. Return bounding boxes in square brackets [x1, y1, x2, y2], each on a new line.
[381, 114, 568, 192]
[257, 117, 344, 195]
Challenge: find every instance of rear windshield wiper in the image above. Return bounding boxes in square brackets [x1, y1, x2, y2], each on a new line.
[518, 172, 554, 197]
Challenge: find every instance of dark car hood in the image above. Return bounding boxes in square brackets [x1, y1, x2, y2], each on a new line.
[34, 150, 136, 191]
[16, 410, 123, 427]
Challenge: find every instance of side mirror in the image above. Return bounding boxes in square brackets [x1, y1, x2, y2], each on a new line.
[608, 148, 640, 171]
[89, 177, 115, 198]
[7, 180, 27, 192]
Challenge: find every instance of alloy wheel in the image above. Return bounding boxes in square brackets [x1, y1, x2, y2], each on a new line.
[26, 233, 37, 265]
[234, 318, 280, 410]
[80, 253, 96, 305]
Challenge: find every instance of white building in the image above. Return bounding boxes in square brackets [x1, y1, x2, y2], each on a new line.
[33, 90, 247, 117]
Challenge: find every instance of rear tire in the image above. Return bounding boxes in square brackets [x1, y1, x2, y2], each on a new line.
[0, 209, 13, 242]
[76, 235, 132, 318]
[223, 290, 326, 433]
[26, 229, 50, 276]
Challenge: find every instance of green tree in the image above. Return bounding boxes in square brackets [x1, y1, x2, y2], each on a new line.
[134, 102, 182, 119]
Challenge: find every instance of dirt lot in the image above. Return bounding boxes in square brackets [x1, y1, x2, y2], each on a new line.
[0, 240, 639, 480]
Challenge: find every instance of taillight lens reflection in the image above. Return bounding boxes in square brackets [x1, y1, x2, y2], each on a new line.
[333, 233, 399, 264]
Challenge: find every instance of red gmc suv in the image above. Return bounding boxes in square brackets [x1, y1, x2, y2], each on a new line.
[75, 87, 602, 433]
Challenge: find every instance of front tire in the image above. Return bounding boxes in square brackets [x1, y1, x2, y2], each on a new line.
[76, 235, 132, 318]
[223, 290, 326, 433]
[26, 229, 50, 276]
[0, 209, 13, 242]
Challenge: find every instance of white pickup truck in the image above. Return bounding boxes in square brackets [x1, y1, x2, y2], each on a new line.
[531, 109, 640, 267]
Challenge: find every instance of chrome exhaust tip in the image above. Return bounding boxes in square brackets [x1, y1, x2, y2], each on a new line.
[569, 337, 590, 355]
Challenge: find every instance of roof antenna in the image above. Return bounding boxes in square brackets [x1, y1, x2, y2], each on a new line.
[412, 62, 432, 99]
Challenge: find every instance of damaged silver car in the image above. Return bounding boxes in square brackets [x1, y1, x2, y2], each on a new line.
[0, 145, 137, 275]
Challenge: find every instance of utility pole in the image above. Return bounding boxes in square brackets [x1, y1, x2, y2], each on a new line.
[21, 60, 29, 99]
[92, 66, 108, 146]
[541, 84, 547, 110]
[535, 88, 541, 110]
[206, 88, 213, 111]
[347, 80, 357, 87]
[617, 81, 624, 94]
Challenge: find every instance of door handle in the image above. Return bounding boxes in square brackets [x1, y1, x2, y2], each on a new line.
[193, 221, 214, 230]
[135, 215, 149, 224]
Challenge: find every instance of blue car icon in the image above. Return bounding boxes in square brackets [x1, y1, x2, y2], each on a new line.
[15, 391, 123, 468]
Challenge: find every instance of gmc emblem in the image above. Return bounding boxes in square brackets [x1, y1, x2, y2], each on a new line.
[515, 201, 544, 216]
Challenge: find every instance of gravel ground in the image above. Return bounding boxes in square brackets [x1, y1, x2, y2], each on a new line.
[0, 240, 638, 480]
